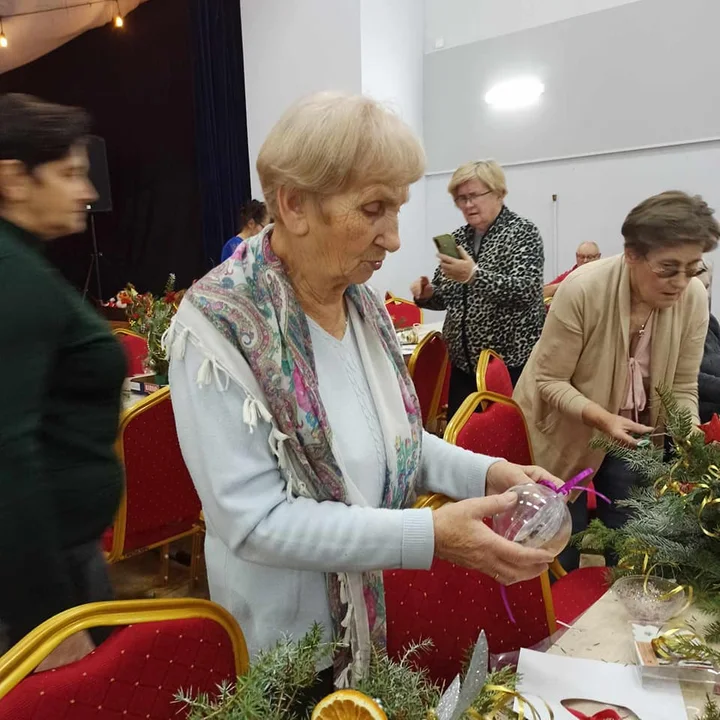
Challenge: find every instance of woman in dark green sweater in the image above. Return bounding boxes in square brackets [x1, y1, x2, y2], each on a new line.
[0, 94, 125, 669]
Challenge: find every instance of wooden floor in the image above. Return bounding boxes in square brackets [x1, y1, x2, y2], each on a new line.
[108, 537, 209, 601]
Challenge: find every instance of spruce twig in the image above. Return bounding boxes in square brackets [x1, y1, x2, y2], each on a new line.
[700, 695, 720, 720]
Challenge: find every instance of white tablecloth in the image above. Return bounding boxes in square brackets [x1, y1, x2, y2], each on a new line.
[400, 321, 444, 357]
[549, 589, 712, 718]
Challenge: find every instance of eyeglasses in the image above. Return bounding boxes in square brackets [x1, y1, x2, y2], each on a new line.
[455, 190, 493, 206]
[645, 259, 706, 279]
[576, 253, 600, 262]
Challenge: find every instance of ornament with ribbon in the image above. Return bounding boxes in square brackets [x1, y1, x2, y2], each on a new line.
[492, 469, 609, 623]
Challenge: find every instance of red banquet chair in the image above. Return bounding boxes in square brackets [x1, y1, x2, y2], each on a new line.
[0, 598, 249, 719]
[113, 328, 148, 376]
[443, 391, 610, 626]
[384, 293, 423, 329]
[384, 492, 557, 687]
[407, 331, 449, 433]
[105, 387, 203, 584]
[475, 348, 514, 399]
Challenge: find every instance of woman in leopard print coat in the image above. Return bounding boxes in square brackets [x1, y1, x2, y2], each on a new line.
[412, 161, 545, 417]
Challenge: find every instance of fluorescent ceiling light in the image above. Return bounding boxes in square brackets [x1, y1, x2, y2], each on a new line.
[485, 77, 545, 109]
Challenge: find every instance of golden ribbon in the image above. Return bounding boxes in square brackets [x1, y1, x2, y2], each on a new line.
[697, 465, 720, 537]
[616, 552, 693, 616]
[650, 625, 719, 667]
[464, 684, 553, 720]
[653, 462, 720, 538]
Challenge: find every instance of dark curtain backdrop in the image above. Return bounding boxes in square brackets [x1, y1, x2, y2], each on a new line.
[190, 0, 251, 267]
[0, 0, 251, 297]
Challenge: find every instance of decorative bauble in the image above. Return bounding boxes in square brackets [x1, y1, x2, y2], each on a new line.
[492, 483, 572, 556]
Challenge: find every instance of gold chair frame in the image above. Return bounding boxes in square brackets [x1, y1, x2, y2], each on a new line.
[407, 331, 449, 434]
[111, 387, 203, 585]
[0, 598, 249, 702]
[474, 348, 509, 396]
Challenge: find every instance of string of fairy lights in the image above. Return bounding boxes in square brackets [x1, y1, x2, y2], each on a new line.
[0, 0, 126, 49]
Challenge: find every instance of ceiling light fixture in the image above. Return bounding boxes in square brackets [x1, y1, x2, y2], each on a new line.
[485, 77, 545, 110]
[0, 18, 7, 48]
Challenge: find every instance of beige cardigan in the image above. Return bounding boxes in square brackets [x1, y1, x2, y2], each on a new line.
[514, 254, 708, 481]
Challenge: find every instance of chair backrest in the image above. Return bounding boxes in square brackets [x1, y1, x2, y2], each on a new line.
[384, 296, 423, 329]
[0, 599, 249, 718]
[107, 388, 201, 560]
[407, 332, 448, 431]
[444, 391, 534, 465]
[384, 496, 555, 687]
[475, 349, 514, 398]
[113, 329, 148, 376]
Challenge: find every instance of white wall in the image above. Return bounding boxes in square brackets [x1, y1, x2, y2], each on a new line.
[424, 0, 720, 171]
[425, 0, 641, 51]
[359, 0, 432, 303]
[240, 0, 362, 197]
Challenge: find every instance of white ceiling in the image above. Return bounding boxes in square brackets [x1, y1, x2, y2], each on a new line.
[0, 0, 149, 74]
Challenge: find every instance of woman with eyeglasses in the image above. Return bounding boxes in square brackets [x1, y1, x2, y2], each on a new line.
[514, 191, 720, 570]
[411, 160, 545, 417]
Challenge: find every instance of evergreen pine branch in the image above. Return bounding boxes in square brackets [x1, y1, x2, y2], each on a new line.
[356, 640, 440, 720]
[701, 697, 720, 720]
[588, 436, 666, 481]
[656, 384, 695, 440]
[467, 666, 519, 718]
[705, 620, 720, 645]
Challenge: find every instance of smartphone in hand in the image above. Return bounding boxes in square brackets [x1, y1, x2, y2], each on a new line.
[433, 233, 461, 260]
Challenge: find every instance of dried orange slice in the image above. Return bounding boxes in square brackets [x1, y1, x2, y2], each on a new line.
[311, 689, 388, 720]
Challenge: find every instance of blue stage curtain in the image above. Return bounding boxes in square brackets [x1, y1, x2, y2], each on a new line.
[190, 0, 251, 267]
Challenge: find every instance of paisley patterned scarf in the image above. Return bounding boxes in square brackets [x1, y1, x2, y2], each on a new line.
[184, 226, 423, 684]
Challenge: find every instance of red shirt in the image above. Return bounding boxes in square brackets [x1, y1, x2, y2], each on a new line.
[549, 264, 577, 285]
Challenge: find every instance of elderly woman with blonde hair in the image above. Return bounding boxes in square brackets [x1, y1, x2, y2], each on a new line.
[412, 160, 545, 417]
[166, 93, 558, 697]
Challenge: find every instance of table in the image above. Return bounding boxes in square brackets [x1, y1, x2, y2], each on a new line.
[121, 389, 153, 412]
[549, 589, 713, 719]
[399, 321, 444, 357]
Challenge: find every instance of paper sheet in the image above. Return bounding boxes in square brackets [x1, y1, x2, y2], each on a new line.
[515, 648, 687, 720]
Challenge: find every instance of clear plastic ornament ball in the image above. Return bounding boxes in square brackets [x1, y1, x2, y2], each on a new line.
[492, 483, 572, 556]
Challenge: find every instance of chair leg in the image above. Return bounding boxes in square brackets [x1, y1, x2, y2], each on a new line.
[190, 531, 203, 592]
[160, 543, 170, 586]
[550, 558, 568, 580]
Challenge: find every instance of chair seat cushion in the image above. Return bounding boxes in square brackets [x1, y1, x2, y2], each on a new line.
[551, 566, 610, 626]
[0, 617, 235, 720]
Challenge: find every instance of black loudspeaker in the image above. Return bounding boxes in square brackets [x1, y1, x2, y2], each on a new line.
[86, 135, 112, 213]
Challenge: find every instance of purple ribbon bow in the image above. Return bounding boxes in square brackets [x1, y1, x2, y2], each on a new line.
[499, 468, 610, 624]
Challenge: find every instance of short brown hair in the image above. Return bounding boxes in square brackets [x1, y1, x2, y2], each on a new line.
[622, 191, 720, 255]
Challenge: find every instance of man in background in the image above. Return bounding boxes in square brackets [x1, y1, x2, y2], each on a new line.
[543, 241, 601, 299]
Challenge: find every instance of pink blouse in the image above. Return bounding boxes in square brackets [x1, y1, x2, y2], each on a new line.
[620, 314, 654, 423]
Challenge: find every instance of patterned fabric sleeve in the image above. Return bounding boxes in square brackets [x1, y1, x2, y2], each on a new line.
[471, 222, 544, 306]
